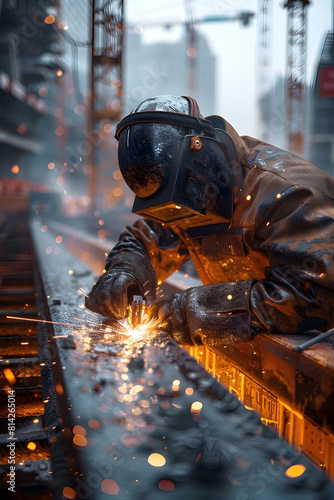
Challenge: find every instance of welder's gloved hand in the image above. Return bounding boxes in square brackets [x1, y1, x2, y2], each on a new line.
[85, 253, 157, 319]
[148, 280, 254, 345]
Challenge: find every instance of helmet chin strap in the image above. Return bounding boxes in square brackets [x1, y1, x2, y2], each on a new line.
[115, 110, 215, 141]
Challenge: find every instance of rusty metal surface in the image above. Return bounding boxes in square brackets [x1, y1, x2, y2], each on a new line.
[30, 219, 334, 499]
[0, 212, 52, 498]
[213, 334, 334, 435]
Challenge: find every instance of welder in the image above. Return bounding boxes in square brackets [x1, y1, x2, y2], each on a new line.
[85, 95, 334, 345]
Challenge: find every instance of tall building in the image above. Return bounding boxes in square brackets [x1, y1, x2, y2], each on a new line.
[123, 30, 216, 116]
[308, 31, 334, 176]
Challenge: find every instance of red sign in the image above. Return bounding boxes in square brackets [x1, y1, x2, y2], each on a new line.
[318, 66, 334, 97]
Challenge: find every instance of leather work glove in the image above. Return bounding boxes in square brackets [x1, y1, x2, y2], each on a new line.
[85, 252, 157, 319]
[147, 280, 254, 345]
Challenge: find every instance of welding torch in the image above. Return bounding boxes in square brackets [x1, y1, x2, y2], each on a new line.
[128, 294, 147, 329]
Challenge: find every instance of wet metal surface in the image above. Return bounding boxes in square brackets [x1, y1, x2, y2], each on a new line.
[30, 219, 334, 499]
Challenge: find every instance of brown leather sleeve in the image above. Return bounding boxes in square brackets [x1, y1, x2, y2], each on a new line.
[249, 184, 334, 333]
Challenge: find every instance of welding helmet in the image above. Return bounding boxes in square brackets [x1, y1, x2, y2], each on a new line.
[115, 95, 242, 238]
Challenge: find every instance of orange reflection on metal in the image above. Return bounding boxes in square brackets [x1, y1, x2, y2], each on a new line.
[191, 401, 203, 413]
[4, 368, 16, 385]
[284, 464, 306, 478]
[73, 434, 88, 447]
[159, 479, 175, 491]
[88, 419, 101, 430]
[148, 453, 166, 467]
[73, 425, 87, 436]
[101, 479, 120, 495]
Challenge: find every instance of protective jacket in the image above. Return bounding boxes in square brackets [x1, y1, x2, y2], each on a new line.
[104, 122, 334, 345]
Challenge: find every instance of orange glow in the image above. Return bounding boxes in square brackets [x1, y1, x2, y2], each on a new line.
[62, 486, 76, 499]
[57, 69, 63, 77]
[45, 15, 55, 24]
[11, 165, 19, 174]
[33, 419, 39, 424]
[74, 104, 85, 115]
[73, 434, 87, 447]
[58, 20, 68, 30]
[4, 368, 16, 385]
[187, 47, 197, 57]
[276, 193, 282, 198]
[111, 79, 121, 88]
[191, 401, 203, 413]
[185, 387, 193, 395]
[53, 108, 63, 117]
[56, 236, 63, 243]
[159, 479, 175, 491]
[115, 88, 123, 96]
[48, 162, 55, 169]
[56, 177, 65, 185]
[227, 294, 233, 300]
[73, 425, 87, 436]
[284, 464, 306, 478]
[38, 87, 48, 97]
[112, 187, 123, 197]
[56, 383, 64, 395]
[17, 123, 27, 134]
[103, 123, 112, 133]
[112, 170, 122, 180]
[88, 419, 101, 429]
[101, 479, 119, 495]
[27, 442, 37, 451]
[148, 453, 166, 467]
[55, 126, 65, 136]
[246, 195, 251, 201]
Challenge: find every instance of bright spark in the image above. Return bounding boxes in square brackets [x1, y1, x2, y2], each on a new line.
[6, 316, 82, 327]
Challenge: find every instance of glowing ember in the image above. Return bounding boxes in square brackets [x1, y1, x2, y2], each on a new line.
[148, 453, 166, 467]
[55, 383, 64, 395]
[88, 419, 101, 429]
[159, 479, 175, 491]
[27, 442, 37, 451]
[73, 434, 87, 447]
[284, 464, 306, 478]
[101, 479, 119, 495]
[4, 368, 16, 385]
[73, 425, 87, 436]
[191, 401, 203, 413]
[63, 486, 76, 499]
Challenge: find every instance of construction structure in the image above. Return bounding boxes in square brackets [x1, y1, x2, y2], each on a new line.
[257, 0, 274, 143]
[89, 0, 124, 210]
[308, 31, 334, 176]
[284, 0, 310, 156]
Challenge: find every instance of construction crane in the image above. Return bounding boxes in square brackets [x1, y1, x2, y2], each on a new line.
[88, 2, 254, 211]
[284, 0, 310, 156]
[257, 0, 273, 143]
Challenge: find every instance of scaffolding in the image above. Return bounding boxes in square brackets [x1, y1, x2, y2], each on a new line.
[257, 0, 273, 142]
[284, 0, 309, 155]
[89, 0, 124, 209]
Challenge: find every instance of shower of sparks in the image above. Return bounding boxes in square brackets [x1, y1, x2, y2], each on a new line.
[102, 315, 163, 346]
[6, 316, 83, 327]
[6, 308, 166, 353]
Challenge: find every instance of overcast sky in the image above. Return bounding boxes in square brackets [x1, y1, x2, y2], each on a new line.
[125, 0, 332, 137]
